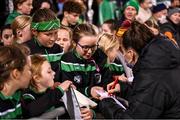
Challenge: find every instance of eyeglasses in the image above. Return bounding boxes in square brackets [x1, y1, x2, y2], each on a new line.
[77, 43, 99, 52]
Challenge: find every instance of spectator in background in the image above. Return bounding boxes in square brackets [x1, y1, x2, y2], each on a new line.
[136, 0, 152, 23]
[98, 0, 117, 25]
[160, 7, 180, 47]
[116, 0, 139, 37]
[170, 0, 180, 8]
[5, 0, 33, 24]
[145, 18, 160, 36]
[31, 0, 52, 15]
[49, 0, 59, 13]
[59, 0, 84, 29]
[0, 24, 14, 46]
[101, 19, 116, 34]
[150, 3, 168, 25]
[75, 0, 87, 24]
[11, 15, 32, 44]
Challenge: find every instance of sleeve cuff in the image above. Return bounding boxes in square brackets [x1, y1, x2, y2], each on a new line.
[91, 109, 96, 118]
[56, 86, 64, 96]
[85, 86, 92, 97]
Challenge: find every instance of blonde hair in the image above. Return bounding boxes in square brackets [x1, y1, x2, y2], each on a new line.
[98, 33, 119, 55]
[11, 15, 32, 38]
[30, 54, 47, 90]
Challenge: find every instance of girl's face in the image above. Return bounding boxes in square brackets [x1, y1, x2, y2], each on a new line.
[18, 0, 33, 15]
[57, 29, 71, 53]
[20, 24, 32, 42]
[102, 24, 112, 33]
[170, 12, 180, 25]
[38, 61, 55, 88]
[76, 35, 98, 59]
[36, 29, 58, 48]
[1, 29, 14, 46]
[124, 6, 137, 21]
[19, 57, 32, 89]
[107, 46, 119, 63]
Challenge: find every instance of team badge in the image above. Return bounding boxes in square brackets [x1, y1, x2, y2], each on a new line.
[94, 73, 101, 84]
[74, 75, 82, 84]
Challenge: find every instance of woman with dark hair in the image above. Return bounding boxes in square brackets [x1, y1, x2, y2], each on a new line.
[99, 21, 180, 118]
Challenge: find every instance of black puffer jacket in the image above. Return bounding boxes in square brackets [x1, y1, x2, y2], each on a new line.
[160, 18, 180, 46]
[99, 35, 180, 118]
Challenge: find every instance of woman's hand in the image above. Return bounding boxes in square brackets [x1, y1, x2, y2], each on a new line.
[117, 74, 128, 82]
[107, 81, 120, 94]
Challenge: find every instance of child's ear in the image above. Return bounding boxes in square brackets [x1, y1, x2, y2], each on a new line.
[33, 75, 41, 83]
[31, 29, 38, 36]
[16, 29, 22, 37]
[64, 11, 68, 17]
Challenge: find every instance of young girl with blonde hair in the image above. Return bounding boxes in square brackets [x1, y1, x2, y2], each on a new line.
[98, 33, 125, 81]
[22, 54, 72, 118]
[11, 15, 32, 44]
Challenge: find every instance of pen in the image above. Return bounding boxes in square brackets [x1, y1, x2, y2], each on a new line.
[111, 76, 119, 89]
[109, 76, 119, 96]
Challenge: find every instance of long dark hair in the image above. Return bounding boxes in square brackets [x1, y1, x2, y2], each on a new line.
[122, 21, 155, 54]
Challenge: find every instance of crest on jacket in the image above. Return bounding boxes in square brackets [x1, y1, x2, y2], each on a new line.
[94, 73, 101, 84]
[74, 75, 82, 84]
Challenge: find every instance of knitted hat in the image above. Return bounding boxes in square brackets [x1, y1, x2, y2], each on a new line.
[168, 8, 180, 18]
[124, 0, 139, 13]
[152, 3, 167, 14]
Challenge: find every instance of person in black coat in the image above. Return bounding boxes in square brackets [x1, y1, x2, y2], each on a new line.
[160, 7, 180, 47]
[99, 21, 180, 118]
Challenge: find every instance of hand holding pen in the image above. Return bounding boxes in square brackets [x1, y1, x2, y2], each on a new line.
[107, 76, 120, 95]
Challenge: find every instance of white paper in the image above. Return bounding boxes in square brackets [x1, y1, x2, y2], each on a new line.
[73, 88, 97, 108]
[96, 90, 126, 110]
[128, 76, 134, 82]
